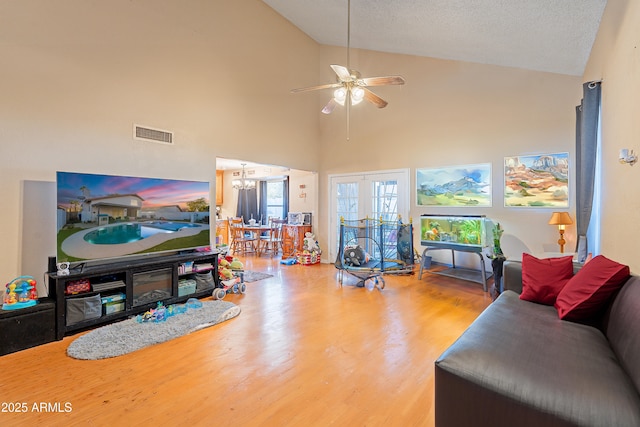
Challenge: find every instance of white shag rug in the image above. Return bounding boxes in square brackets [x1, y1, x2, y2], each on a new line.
[67, 300, 240, 360]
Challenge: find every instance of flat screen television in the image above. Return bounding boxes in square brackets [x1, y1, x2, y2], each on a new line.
[56, 171, 211, 266]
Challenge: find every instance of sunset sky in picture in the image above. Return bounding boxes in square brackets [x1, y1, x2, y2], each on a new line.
[57, 172, 209, 210]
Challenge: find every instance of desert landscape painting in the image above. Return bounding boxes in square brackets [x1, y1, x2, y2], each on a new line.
[504, 152, 569, 207]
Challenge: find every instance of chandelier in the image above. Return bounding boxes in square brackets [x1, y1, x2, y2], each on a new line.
[232, 164, 256, 190]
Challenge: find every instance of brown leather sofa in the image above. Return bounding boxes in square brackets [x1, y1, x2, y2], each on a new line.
[434, 260, 640, 427]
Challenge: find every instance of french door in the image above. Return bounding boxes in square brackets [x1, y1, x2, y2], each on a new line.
[328, 169, 410, 262]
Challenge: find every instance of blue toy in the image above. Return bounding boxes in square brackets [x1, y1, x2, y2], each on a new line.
[136, 301, 170, 323]
[280, 257, 298, 265]
[135, 299, 199, 323]
[3, 276, 38, 310]
[186, 298, 203, 309]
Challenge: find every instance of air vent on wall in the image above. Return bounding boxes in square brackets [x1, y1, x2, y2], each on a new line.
[133, 124, 174, 145]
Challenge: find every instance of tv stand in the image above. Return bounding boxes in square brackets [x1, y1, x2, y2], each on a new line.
[48, 251, 220, 340]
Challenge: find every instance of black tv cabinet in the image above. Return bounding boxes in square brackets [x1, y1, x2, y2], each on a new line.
[48, 251, 220, 340]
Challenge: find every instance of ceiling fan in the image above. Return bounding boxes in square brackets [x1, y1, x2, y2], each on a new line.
[290, 0, 405, 139]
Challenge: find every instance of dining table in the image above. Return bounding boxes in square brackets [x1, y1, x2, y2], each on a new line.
[242, 223, 274, 255]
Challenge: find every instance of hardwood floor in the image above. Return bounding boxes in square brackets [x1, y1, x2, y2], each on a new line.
[0, 256, 491, 426]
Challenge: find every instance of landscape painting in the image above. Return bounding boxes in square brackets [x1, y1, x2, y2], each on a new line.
[416, 163, 492, 207]
[504, 152, 569, 207]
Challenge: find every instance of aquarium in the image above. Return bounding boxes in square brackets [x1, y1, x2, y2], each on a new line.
[420, 215, 494, 249]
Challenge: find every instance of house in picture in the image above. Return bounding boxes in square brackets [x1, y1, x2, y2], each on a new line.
[80, 194, 144, 223]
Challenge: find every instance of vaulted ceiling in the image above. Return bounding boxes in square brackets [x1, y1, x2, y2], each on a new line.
[263, 0, 608, 76]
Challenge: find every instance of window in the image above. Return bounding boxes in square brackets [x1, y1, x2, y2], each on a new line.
[371, 180, 398, 222]
[328, 169, 409, 262]
[259, 179, 288, 222]
[266, 180, 284, 219]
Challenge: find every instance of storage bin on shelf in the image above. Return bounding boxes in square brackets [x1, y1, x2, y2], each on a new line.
[101, 292, 125, 315]
[194, 271, 215, 292]
[65, 278, 91, 295]
[66, 294, 102, 326]
[178, 279, 197, 296]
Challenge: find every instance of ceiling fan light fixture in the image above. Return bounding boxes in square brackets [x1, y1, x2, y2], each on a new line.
[351, 87, 365, 104]
[333, 87, 347, 105]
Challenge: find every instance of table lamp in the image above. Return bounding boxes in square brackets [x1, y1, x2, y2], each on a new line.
[548, 212, 573, 253]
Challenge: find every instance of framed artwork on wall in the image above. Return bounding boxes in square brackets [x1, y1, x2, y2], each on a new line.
[416, 163, 492, 207]
[504, 152, 569, 208]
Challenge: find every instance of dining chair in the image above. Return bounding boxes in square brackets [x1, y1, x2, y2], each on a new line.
[259, 218, 286, 257]
[229, 217, 256, 255]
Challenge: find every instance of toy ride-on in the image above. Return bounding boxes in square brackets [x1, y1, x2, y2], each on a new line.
[214, 256, 247, 300]
[212, 272, 246, 300]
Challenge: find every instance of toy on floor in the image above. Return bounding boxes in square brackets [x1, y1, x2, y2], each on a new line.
[298, 232, 322, 265]
[280, 257, 297, 265]
[219, 256, 243, 271]
[213, 272, 246, 300]
[218, 257, 244, 281]
[229, 259, 243, 270]
[2, 276, 38, 310]
[213, 257, 246, 299]
[302, 232, 321, 254]
[136, 301, 168, 323]
[135, 300, 198, 323]
[185, 298, 203, 309]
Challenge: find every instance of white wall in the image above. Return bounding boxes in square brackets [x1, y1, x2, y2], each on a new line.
[287, 169, 318, 224]
[316, 46, 583, 268]
[0, 1, 321, 288]
[583, 0, 640, 272]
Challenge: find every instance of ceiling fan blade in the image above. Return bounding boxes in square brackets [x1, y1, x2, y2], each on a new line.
[358, 75, 405, 87]
[321, 98, 338, 115]
[330, 64, 352, 81]
[291, 83, 342, 93]
[363, 88, 388, 108]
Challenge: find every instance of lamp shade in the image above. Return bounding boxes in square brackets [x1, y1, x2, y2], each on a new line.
[548, 212, 573, 226]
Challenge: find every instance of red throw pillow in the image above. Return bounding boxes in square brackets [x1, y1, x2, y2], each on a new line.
[555, 255, 630, 321]
[520, 253, 574, 305]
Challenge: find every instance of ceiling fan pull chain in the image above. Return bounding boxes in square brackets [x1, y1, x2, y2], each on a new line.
[346, 89, 351, 141]
[346, 0, 351, 140]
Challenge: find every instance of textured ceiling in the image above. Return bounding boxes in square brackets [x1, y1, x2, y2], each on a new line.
[263, 0, 608, 76]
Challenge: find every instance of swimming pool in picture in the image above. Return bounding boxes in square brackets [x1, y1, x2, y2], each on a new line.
[84, 222, 203, 245]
